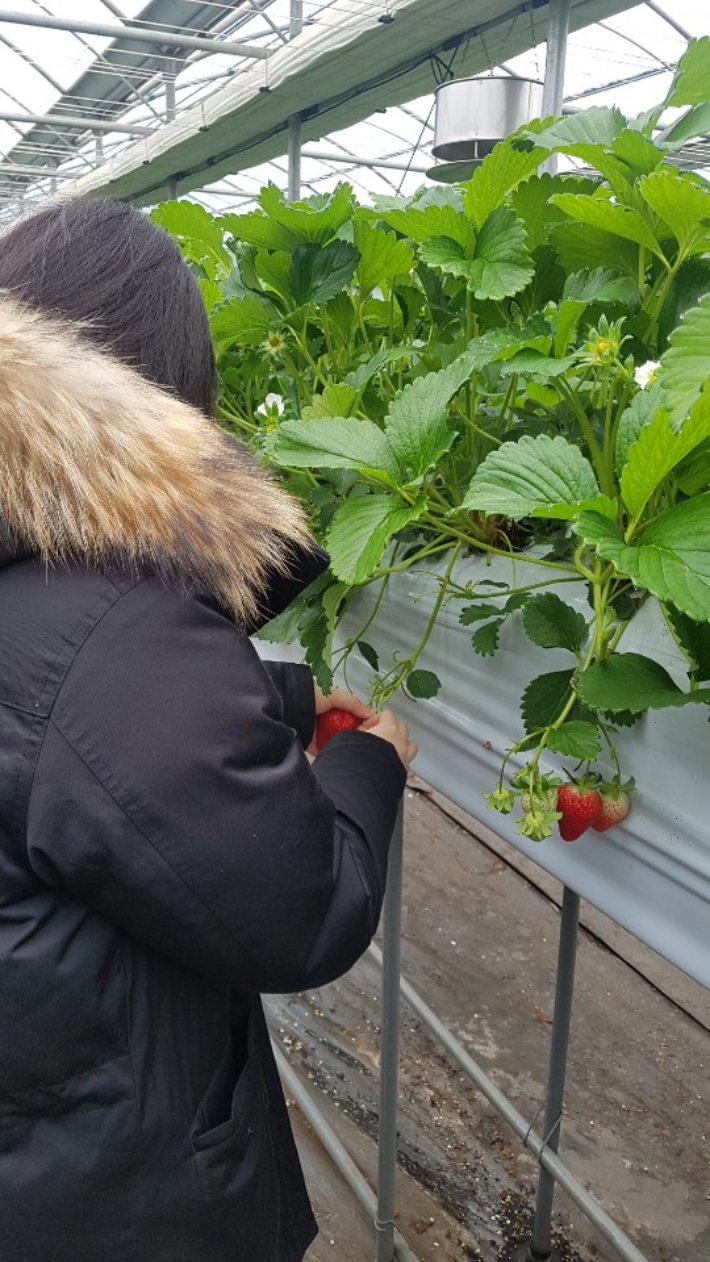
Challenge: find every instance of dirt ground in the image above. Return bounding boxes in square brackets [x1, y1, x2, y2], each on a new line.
[266, 781, 710, 1262]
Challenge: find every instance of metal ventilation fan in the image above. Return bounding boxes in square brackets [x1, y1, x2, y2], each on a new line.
[427, 76, 544, 183]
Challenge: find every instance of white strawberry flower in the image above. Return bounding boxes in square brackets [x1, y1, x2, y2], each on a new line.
[256, 392, 284, 417]
[634, 361, 660, 388]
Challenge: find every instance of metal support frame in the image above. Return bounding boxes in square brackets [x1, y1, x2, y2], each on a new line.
[376, 803, 404, 1262]
[287, 0, 303, 201]
[165, 61, 178, 123]
[0, 163, 81, 178]
[541, 0, 570, 175]
[0, 9, 270, 59]
[0, 109, 154, 136]
[529, 887, 580, 1261]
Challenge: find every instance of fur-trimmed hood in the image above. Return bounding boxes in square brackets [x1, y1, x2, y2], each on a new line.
[0, 294, 319, 625]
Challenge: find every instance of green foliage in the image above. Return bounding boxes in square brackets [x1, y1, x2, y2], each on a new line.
[156, 39, 710, 833]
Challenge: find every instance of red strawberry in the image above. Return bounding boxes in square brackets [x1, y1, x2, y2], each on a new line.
[593, 780, 633, 832]
[556, 781, 603, 842]
[315, 709, 361, 750]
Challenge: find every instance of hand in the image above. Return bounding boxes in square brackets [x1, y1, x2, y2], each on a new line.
[359, 710, 417, 771]
[308, 684, 373, 755]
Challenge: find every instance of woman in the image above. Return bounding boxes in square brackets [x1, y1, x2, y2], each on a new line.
[0, 198, 416, 1262]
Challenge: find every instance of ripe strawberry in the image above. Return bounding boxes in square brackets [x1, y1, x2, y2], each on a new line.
[593, 780, 633, 832]
[556, 780, 602, 842]
[315, 708, 361, 750]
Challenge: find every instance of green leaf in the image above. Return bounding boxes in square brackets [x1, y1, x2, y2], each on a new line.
[273, 417, 400, 481]
[511, 173, 598, 251]
[521, 669, 575, 733]
[357, 641, 379, 671]
[254, 597, 306, 643]
[383, 342, 488, 481]
[528, 107, 627, 152]
[615, 383, 665, 477]
[380, 202, 474, 249]
[258, 181, 353, 244]
[547, 721, 601, 759]
[301, 604, 333, 694]
[325, 495, 424, 583]
[578, 494, 710, 622]
[303, 385, 358, 419]
[550, 193, 665, 258]
[420, 207, 533, 300]
[463, 434, 600, 520]
[669, 37, 710, 107]
[471, 620, 504, 656]
[254, 248, 292, 299]
[354, 222, 414, 295]
[639, 170, 710, 256]
[610, 129, 664, 177]
[552, 221, 639, 280]
[460, 603, 498, 625]
[660, 292, 710, 426]
[346, 345, 419, 391]
[522, 593, 588, 653]
[290, 241, 359, 305]
[209, 294, 272, 352]
[462, 133, 545, 230]
[577, 653, 710, 712]
[497, 350, 578, 379]
[667, 606, 710, 681]
[621, 389, 710, 519]
[151, 200, 232, 274]
[406, 669, 442, 700]
[662, 101, 710, 148]
[197, 279, 223, 314]
[220, 210, 299, 254]
[675, 436, 710, 495]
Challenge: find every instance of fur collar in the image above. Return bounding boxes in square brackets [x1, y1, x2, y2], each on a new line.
[0, 295, 314, 624]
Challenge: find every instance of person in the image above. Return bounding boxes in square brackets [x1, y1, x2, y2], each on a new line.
[0, 197, 417, 1262]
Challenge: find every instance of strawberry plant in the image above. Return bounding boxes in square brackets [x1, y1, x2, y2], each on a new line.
[157, 37, 710, 843]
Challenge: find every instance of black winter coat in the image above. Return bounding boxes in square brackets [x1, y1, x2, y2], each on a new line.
[0, 298, 405, 1261]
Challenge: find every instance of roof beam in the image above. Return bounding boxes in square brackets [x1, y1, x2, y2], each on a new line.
[0, 109, 155, 136]
[0, 163, 82, 179]
[301, 148, 431, 172]
[0, 9, 270, 59]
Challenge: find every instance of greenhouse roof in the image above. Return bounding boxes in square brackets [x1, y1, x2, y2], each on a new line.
[0, 0, 707, 221]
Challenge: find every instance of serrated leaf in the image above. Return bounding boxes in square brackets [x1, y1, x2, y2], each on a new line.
[505, 592, 531, 612]
[669, 36, 710, 107]
[259, 181, 353, 245]
[547, 721, 601, 759]
[354, 222, 414, 295]
[254, 248, 292, 299]
[380, 202, 474, 249]
[406, 669, 441, 699]
[610, 129, 664, 177]
[497, 350, 578, 379]
[197, 279, 223, 314]
[639, 170, 710, 257]
[460, 603, 498, 625]
[660, 292, 710, 426]
[522, 593, 588, 653]
[419, 208, 534, 300]
[383, 342, 489, 481]
[463, 434, 600, 520]
[550, 193, 665, 258]
[555, 267, 640, 356]
[346, 344, 419, 391]
[273, 417, 399, 481]
[463, 133, 545, 230]
[511, 173, 598, 251]
[675, 436, 710, 495]
[577, 653, 710, 712]
[667, 606, 710, 681]
[521, 669, 575, 733]
[290, 240, 359, 305]
[472, 620, 503, 656]
[662, 101, 710, 148]
[325, 495, 424, 583]
[578, 494, 710, 622]
[528, 107, 627, 152]
[552, 221, 639, 280]
[304, 385, 358, 419]
[152, 200, 232, 274]
[357, 640, 379, 671]
[621, 389, 710, 519]
[220, 209, 299, 254]
[615, 383, 665, 477]
[301, 605, 333, 694]
[209, 294, 273, 352]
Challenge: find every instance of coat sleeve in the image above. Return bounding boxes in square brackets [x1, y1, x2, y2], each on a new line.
[26, 580, 406, 993]
[260, 660, 315, 748]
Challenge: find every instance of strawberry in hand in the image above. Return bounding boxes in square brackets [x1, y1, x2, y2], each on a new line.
[556, 777, 603, 842]
[315, 709, 362, 749]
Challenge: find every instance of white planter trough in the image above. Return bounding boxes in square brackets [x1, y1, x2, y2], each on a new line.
[335, 553, 710, 990]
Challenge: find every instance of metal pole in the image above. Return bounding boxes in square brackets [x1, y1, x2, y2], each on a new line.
[287, 0, 303, 202]
[0, 109, 154, 136]
[367, 943, 649, 1262]
[529, 886, 580, 1261]
[541, 0, 570, 175]
[274, 1042, 420, 1262]
[376, 802, 404, 1262]
[94, 133, 104, 165]
[165, 60, 177, 123]
[0, 9, 270, 58]
[166, 176, 177, 200]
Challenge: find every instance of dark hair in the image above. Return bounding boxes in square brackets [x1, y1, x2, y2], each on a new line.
[0, 196, 216, 415]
